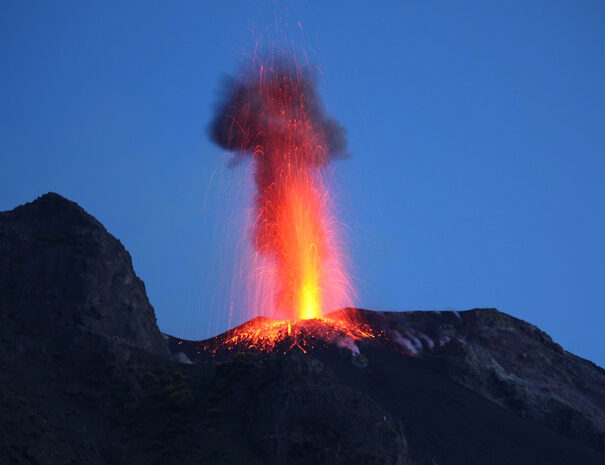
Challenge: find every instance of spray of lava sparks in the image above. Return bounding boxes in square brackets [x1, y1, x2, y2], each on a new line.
[210, 52, 368, 352]
[202, 315, 377, 356]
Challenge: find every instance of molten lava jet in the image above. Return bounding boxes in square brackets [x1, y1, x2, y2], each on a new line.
[210, 52, 370, 353]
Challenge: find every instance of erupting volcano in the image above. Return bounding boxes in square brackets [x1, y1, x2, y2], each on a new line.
[210, 52, 363, 350]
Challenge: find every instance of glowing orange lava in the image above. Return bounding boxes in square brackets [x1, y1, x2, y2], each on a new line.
[211, 52, 354, 325]
[201, 313, 378, 356]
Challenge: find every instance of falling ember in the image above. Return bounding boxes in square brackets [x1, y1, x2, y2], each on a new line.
[210, 52, 353, 323]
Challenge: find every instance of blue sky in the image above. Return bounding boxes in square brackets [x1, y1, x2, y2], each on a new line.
[1, 1, 604, 366]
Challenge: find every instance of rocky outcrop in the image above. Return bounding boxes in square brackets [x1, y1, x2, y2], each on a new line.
[341, 309, 605, 454]
[0, 192, 169, 357]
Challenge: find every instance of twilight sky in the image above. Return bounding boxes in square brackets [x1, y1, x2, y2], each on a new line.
[1, 1, 604, 367]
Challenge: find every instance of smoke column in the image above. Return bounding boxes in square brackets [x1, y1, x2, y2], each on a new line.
[210, 52, 354, 321]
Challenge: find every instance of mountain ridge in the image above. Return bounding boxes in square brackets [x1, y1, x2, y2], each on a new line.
[1, 193, 603, 465]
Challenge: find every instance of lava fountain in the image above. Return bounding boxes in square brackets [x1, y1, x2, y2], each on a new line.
[209, 52, 372, 352]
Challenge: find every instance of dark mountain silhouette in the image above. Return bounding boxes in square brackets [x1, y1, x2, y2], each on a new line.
[1, 193, 603, 465]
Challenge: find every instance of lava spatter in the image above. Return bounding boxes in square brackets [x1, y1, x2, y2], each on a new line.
[210, 51, 357, 335]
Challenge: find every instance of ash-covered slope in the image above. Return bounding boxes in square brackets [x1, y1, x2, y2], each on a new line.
[1, 193, 604, 465]
[347, 308, 605, 454]
[170, 309, 605, 465]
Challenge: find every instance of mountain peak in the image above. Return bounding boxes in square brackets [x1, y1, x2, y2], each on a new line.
[0, 192, 169, 357]
[3, 192, 105, 230]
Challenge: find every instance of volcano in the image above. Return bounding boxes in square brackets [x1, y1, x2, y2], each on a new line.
[1, 194, 604, 465]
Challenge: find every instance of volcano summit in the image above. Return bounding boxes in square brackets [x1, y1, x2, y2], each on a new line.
[1, 194, 604, 465]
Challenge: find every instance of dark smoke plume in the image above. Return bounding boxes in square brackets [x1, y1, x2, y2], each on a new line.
[207, 54, 355, 320]
[208, 56, 348, 164]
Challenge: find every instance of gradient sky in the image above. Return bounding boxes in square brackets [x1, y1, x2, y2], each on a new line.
[1, 1, 604, 367]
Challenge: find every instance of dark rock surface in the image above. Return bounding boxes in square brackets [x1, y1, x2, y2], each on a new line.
[1, 193, 604, 465]
[173, 310, 605, 465]
[339, 309, 605, 454]
[0, 193, 169, 357]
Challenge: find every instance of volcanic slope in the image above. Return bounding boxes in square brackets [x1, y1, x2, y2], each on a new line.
[1, 193, 604, 465]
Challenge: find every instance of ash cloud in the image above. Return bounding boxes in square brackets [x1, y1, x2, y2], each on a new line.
[208, 57, 348, 164]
